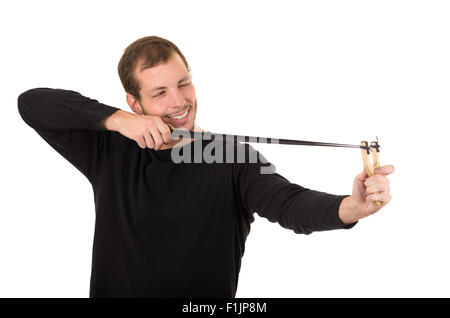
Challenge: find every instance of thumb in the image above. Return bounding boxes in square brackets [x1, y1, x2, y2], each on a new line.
[355, 169, 369, 182]
[374, 165, 395, 175]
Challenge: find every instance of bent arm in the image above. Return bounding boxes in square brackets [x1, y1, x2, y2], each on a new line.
[18, 88, 119, 132]
[18, 88, 121, 183]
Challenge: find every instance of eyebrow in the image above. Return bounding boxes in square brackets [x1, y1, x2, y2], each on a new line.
[149, 76, 190, 93]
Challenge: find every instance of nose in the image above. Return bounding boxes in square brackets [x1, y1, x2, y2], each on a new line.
[167, 88, 185, 108]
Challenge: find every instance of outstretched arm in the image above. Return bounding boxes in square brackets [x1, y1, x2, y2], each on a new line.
[234, 143, 357, 235]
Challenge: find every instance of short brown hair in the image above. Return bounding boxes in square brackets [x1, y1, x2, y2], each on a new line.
[118, 35, 190, 101]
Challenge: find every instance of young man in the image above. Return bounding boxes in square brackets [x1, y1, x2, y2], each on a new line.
[18, 36, 394, 298]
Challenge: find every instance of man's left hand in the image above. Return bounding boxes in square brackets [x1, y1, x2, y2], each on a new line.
[339, 165, 395, 224]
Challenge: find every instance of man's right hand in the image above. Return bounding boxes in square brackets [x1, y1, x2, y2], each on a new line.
[102, 110, 173, 150]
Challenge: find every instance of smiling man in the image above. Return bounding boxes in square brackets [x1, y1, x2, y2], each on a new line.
[102, 40, 201, 152]
[18, 35, 394, 298]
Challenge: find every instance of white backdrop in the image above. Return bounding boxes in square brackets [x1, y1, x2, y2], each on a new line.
[1, 0, 449, 297]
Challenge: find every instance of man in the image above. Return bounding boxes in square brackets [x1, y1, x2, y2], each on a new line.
[18, 35, 394, 298]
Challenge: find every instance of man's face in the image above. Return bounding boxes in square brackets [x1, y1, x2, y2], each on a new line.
[128, 53, 197, 131]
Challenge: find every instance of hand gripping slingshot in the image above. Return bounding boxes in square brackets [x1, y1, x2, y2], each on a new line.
[171, 128, 383, 206]
[360, 139, 382, 206]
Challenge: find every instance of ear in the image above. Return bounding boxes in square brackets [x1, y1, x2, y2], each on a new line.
[126, 93, 144, 115]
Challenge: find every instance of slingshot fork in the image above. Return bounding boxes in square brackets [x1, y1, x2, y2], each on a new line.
[361, 139, 382, 206]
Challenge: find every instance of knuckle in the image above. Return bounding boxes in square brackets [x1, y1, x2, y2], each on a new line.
[375, 175, 384, 183]
[162, 124, 170, 133]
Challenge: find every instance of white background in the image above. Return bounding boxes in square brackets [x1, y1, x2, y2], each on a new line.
[1, 0, 449, 297]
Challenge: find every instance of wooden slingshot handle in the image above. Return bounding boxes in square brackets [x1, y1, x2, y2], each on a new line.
[361, 141, 382, 206]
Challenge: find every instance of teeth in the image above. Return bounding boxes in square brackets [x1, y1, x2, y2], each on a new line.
[168, 107, 190, 119]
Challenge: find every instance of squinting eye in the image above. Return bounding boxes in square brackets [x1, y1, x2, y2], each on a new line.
[179, 83, 190, 88]
[153, 91, 165, 98]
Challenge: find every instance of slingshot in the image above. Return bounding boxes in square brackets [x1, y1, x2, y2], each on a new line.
[171, 128, 384, 205]
[360, 139, 382, 206]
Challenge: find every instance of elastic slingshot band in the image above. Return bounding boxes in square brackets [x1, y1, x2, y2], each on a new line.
[174, 129, 376, 150]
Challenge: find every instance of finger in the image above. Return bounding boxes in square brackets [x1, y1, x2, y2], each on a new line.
[364, 175, 390, 187]
[158, 122, 172, 144]
[149, 125, 164, 150]
[136, 136, 147, 149]
[365, 183, 390, 195]
[143, 131, 155, 149]
[374, 165, 395, 176]
[366, 192, 392, 204]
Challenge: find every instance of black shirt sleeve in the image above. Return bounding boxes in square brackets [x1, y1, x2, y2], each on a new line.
[18, 88, 120, 184]
[233, 143, 357, 234]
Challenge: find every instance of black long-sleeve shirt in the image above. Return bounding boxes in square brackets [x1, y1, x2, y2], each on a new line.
[17, 88, 356, 298]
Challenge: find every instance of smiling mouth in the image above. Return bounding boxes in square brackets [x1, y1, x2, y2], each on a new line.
[165, 106, 191, 120]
